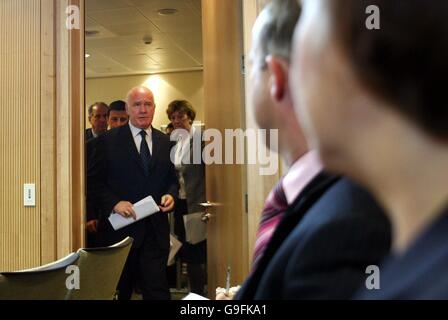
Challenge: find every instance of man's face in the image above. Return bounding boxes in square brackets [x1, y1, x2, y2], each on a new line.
[90, 104, 108, 134]
[126, 88, 155, 129]
[249, 11, 275, 131]
[108, 110, 129, 129]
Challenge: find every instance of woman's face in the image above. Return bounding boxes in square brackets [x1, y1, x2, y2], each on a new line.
[290, 0, 362, 170]
[171, 111, 192, 131]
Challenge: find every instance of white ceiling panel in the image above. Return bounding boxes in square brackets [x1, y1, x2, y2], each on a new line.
[86, 17, 102, 29]
[86, 35, 142, 49]
[86, 0, 203, 77]
[150, 52, 199, 67]
[86, 0, 134, 12]
[131, 0, 191, 13]
[188, 0, 202, 16]
[93, 46, 143, 56]
[104, 21, 158, 37]
[89, 65, 132, 75]
[113, 54, 157, 69]
[88, 7, 149, 27]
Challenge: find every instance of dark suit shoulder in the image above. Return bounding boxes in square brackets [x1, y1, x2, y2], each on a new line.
[152, 127, 171, 142]
[255, 177, 391, 299]
[93, 125, 128, 144]
[237, 172, 339, 300]
[288, 178, 391, 262]
[357, 209, 448, 299]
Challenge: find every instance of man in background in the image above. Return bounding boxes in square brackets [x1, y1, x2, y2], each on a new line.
[86, 102, 109, 141]
[86, 100, 129, 245]
[85, 101, 109, 247]
[108, 100, 129, 129]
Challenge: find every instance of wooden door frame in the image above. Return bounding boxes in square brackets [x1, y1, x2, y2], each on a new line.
[40, 0, 84, 264]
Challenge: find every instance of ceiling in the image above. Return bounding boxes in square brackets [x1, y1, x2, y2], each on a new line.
[85, 0, 203, 78]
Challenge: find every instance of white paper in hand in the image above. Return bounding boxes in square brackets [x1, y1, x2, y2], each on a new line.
[108, 196, 160, 230]
[182, 292, 209, 300]
[167, 234, 182, 266]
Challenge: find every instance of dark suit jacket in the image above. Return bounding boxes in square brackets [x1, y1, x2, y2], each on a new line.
[85, 137, 99, 222]
[356, 208, 448, 299]
[237, 174, 391, 300]
[87, 125, 179, 249]
[85, 128, 94, 141]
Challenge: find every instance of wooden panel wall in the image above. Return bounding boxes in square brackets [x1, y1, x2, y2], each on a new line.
[41, 0, 57, 265]
[0, 0, 84, 271]
[0, 0, 41, 271]
[55, 0, 85, 257]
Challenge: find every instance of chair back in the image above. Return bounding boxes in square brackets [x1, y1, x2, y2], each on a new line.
[67, 237, 133, 300]
[0, 252, 80, 300]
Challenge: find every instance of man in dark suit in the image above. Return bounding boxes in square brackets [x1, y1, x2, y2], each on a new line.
[230, 0, 391, 299]
[85, 102, 109, 141]
[108, 100, 129, 129]
[87, 86, 178, 300]
[85, 136, 101, 248]
[84, 102, 109, 247]
[242, 176, 391, 299]
[86, 100, 129, 247]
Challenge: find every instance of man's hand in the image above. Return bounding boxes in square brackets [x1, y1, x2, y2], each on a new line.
[113, 201, 137, 220]
[159, 194, 175, 212]
[216, 293, 232, 300]
[86, 219, 98, 233]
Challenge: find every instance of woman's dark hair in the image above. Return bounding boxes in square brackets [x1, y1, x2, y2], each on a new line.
[330, 0, 448, 139]
[166, 100, 196, 121]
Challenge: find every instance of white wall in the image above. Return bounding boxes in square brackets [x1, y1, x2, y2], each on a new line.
[86, 70, 204, 130]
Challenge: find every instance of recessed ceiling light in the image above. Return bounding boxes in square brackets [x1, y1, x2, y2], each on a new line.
[85, 53, 90, 58]
[85, 30, 100, 37]
[158, 8, 178, 16]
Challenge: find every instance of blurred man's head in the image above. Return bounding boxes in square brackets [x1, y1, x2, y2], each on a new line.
[108, 100, 129, 129]
[249, 0, 306, 163]
[125, 86, 155, 130]
[290, 0, 448, 174]
[88, 102, 109, 135]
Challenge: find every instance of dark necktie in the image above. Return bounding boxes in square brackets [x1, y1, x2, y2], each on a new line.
[251, 177, 288, 272]
[139, 130, 151, 176]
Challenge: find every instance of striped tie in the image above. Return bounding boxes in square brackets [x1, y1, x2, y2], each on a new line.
[251, 178, 288, 272]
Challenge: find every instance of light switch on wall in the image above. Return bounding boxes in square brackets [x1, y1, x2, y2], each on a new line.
[24, 183, 35, 207]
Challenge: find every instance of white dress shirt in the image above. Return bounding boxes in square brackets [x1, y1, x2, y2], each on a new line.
[129, 122, 153, 154]
[282, 150, 323, 205]
[174, 127, 195, 199]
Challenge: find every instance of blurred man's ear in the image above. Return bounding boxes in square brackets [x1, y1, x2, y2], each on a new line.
[266, 55, 289, 103]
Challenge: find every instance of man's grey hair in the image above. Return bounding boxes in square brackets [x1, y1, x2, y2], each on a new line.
[257, 0, 301, 68]
[88, 102, 109, 120]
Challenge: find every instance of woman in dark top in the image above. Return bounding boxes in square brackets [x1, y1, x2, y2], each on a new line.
[167, 100, 207, 296]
